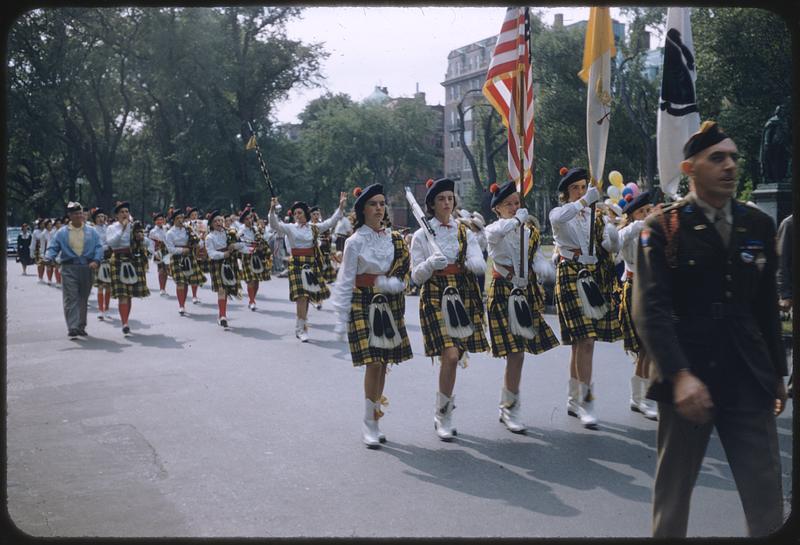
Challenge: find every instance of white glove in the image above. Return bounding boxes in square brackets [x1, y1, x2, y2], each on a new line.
[511, 276, 528, 289]
[514, 208, 529, 224]
[427, 252, 448, 271]
[583, 186, 600, 205]
[375, 275, 405, 294]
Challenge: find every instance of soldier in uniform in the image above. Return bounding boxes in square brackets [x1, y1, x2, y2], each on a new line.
[633, 121, 787, 537]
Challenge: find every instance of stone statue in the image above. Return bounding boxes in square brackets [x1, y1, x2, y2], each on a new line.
[760, 103, 792, 183]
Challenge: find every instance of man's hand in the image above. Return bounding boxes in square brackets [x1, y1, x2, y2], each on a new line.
[779, 298, 792, 311]
[775, 380, 788, 416]
[673, 370, 714, 424]
[89, 261, 99, 270]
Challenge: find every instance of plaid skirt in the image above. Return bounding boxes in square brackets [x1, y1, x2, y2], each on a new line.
[240, 252, 272, 282]
[110, 253, 150, 299]
[168, 253, 206, 286]
[487, 276, 560, 357]
[93, 257, 112, 287]
[347, 286, 413, 367]
[210, 258, 242, 298]
[419, 273, 489, 357]
[322, 259, 336, 284]
[35, 246, 46, 266]
[554, 259, 621, 345]
[618, 279, 640, 354]
[288, 254, 329, 303]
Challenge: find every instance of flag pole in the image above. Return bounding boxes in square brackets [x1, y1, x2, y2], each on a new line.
[516, 7, 527, 279]
[247, 121, 277, 198]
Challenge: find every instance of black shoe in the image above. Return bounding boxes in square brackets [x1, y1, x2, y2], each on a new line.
[218, 317, 229, 329]
[68, 330, 79, 340]
[122, 325, 131, 336]
[77, 329, 88, 337]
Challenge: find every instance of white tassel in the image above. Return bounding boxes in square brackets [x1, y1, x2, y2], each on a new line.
[441, 286, 473, 339]
[368, 294, 402, 349]
[180, 256, 192, 272]
[97, 262, 111, 283]
[120, 262, 138, 285]
[507, 287, 536, 340]
[577, 268, 608, 320]
[301, 265, 322, 293]
[221, 261, 237, 286]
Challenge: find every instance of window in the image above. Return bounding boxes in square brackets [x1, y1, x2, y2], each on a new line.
[464, 129, 472, 145]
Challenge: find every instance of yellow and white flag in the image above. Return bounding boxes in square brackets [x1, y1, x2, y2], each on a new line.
[579, 7, 616, 187]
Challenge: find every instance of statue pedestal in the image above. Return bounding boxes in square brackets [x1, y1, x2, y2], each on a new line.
[751, 180, 793, 225]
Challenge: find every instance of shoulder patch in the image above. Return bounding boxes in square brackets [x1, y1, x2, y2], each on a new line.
[640, 228, 651, 247]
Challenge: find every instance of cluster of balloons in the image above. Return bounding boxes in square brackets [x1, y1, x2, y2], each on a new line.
[604, 170, 641, 210]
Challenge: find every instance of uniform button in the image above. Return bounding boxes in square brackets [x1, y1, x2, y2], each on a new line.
[688, 259, 696, 266]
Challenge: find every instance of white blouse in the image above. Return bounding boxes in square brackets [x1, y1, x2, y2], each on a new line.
[237, 225, 260, 250]
[269, 207, 342, 250]
[410, 217, 485, 285]
[548, 201, 619, 265]
[330, 225, 396, 318]
[204, 229, 247, 260]
[165, 226, 192, 255]
[148, 225, 167, 244]
[618, 219, 645, 278]
[105, 222, 131, 250]
[485, 218, 547, 279]
[94, 224, 108, 249]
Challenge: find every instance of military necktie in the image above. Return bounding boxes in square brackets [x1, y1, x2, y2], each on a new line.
[714, 208, 731, 247]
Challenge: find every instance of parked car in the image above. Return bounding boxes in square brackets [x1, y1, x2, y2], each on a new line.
[7, 226, 21, 257]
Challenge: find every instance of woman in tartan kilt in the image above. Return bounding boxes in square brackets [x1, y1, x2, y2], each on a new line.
[409, 177, 489, 441]
[485, 181, 560, 434]
[549, 167, 621, 429]
[106, 201, 150, 336]
[52, 217, 65, 288]
[148, 211, 170, 296]
[205, 213, 247, 329]
[165, 208, 206, 316]
[32, 219, 47, 282]
[617, 191, 660, 420]
[269, 192, 346, 342]
[90, 208, 113, 321]
[185, 207, 206, 303]
[330, 184, 412, 448]
[238, 207, 272, 311]
[42, 219, 55, 285]
[310, 206, 337, 289]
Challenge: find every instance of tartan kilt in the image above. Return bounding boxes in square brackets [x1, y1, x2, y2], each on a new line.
[92, 258, 112, 287]
[110, 253, 150, 299]
[288, 254, 330, 303]
[33, 246, 42, 265]
[168, 253, 206, 286]
[347, 286, 413, 367]
[618, 279, 641, 354]
[209, 258, 242, 298]
[198, 257, 210, 273]
[321, 256, 337, 284]
[554, 259, 621, 345]
[419, 272, 489, 357]
[487, 276, 560, 357]
[240, 252, 272, 282]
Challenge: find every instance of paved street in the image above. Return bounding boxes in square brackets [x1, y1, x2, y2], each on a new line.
[5, 258, 793, 538]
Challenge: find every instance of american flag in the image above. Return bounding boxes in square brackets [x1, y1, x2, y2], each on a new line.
[482, 7, 534, 196]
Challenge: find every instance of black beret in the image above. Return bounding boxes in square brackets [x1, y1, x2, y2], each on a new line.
[683, 121, 730, 159]
[425, 178, 455, 205]
[490, 181, 517, 209]
[622, 190, 652, 216]
[168, 209, 185, 222]
[557, 168, 589, 192]
[186, 206, 199, 216]
[354, 184, 384, 213]
[152, 211, 165, 221]
[113, 201, 130, 214]
[309, 205, 320, 214]
[239, 208, 252, 223]
[208, 209, 221, 221]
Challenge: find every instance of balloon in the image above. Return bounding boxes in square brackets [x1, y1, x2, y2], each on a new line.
[607, 186, 621, 200]
[622, 187, 633, 197]
[618, 198, 627, 208]
[626, 182, 640, 197]
[608, 170, 623, 188]
[624, 194, 634, 203]
[604, 198, 614, 207]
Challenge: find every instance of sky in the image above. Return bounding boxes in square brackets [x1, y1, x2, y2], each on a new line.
[275, 6, 627, 125]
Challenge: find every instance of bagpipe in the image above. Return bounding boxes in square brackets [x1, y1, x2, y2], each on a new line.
[249, 224, 271, 275]
[221, 227, 239, 287]
[119, 221, 144, 286]
[182, 222, 201, 272]
[404, 186, 473, 340]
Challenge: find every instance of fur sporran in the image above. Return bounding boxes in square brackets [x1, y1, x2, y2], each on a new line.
[368, 293, 401, 349]
[221, 260, 237, 287]
[441, 286, 472, 339]
[251, 252, 265, 274]
[507, 286, 536, 339]
[300, 264, 321, 293]
[120, 261, 138, 285]
[97, 262, 112, 283]
[577, 268, 607, 320]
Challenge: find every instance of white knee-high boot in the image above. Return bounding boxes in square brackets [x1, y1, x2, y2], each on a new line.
[499, 388, 526, 433]
[362, 398, 381, 448]
[434, 392, 457, 441]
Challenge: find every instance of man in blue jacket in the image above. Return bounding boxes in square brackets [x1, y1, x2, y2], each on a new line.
[44, 202, 105, 339]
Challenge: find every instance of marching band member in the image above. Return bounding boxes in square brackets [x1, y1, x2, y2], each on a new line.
[205, 213, 247, 329]
[52, 217, 64, 288]
[148, 211, 169, 296]
[42, 219, 55, 285]
[186, 206, 204, 303]
[485, 181, 560, 433]
[269, 192, 346, 342]
[32, 219, 47, 282]
[238, 207, 271, 311]
[310, 206, 337, 287]
[617, 191, 659, 420]
[409, 178, 489, 441]
[549, 167, 621, 429]
[330, 184, 413, 447]
[106, 201, 151, 336]
[165, 208, 206, 316]
[91, 208, 113, 321]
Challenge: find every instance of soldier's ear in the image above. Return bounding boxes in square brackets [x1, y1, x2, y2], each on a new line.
[680, 159, 693, 177]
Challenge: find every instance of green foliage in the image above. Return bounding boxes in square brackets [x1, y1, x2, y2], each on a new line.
[738, 177, 755, 202]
